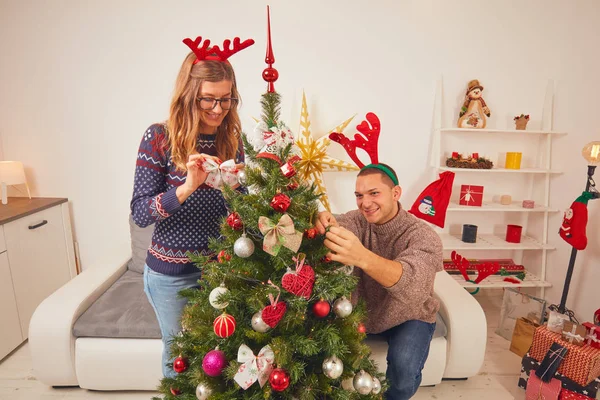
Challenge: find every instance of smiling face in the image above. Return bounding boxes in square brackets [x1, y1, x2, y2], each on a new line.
[197, 80, 233, 134]
[355, 172, 401, 225]
[469, 87, 482, 99]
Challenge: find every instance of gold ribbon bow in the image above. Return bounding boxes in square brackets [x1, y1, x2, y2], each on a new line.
[258, 214, 302, 256]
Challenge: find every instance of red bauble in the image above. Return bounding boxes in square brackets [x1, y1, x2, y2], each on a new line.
[357, 323, 367, 334]
[262, 67, 279, 83]
[286, 182, 299, 191]
[280, 162, 296, 178]
[270, 193, 291, 212]
[213, 313, 236, 338]
[170, 387, 181, 395]
[269, 368, 290, 392]
[227, 212, 243, 231]
[217, 250, 231, 263]
[173, 356, 188, 373]
[304, 228, 317, 239]
[312, 300, 330, 318]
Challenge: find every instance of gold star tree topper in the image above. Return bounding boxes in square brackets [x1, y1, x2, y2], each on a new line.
[296, 92, 359, 211]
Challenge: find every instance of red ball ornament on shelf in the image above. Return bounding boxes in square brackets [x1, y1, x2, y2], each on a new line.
[270, 193, 291, 213]
[217, 250, 231, 263]
[173, 356, 188, 374]
[304, 228, 317, 239]
[312, 300, 331, 318]
[170, 387, 181, 396]
[227, 212, 243, 231]
[213, 313, 236, 338]
[269, 367, 290, 392]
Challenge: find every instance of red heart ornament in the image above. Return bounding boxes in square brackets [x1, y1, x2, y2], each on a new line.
[262, 302, 287, 328]
[281, 264, 315, 300]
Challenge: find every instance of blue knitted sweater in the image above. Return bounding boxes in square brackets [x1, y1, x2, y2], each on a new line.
[130, 123, 244, 276]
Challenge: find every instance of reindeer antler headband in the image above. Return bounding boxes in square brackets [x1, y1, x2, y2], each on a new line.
[182, 36, 255, 64]
[329, 112, 381, 168]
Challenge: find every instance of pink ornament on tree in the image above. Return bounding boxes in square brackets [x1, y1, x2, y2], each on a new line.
[202, 349, 227, 377]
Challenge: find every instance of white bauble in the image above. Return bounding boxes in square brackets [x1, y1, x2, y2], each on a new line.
[341, 376, 356, 392]
[233, 234, 255, 258]
[332, 297, 353, 318]
[251, 311, 270, 333]
[322, 355, 344, 379]
[353, 370, 373, 395]
[371, 377, 382, 394]
[195, 383, 212, 399]
[209, 285, 229, 309]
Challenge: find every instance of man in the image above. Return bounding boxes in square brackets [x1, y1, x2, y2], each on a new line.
[316, 163, 442, 400]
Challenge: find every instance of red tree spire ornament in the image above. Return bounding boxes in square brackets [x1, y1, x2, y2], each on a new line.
[183, 36, 255, 64]
[329, 112, 381, 168]
[262, 6, 278, 93]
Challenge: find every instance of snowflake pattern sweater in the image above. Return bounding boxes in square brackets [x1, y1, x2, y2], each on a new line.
[130, 123, 244, 276]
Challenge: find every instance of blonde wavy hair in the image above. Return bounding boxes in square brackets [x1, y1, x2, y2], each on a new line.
[166, 52, 241, 171]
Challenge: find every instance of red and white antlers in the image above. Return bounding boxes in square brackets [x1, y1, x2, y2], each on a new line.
[329, 112, 381, 168]
[183, 36, 255, 64]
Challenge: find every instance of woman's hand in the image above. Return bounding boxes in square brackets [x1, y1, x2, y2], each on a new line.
[176, 153, 221, 203]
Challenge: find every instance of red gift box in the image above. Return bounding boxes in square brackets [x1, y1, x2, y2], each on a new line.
[459, 185, 483, 206]
[583, 322, 600, 350]
[526, 373, 562, 400]
[559, 389, 594, 399]
[530, 326, 600, 386]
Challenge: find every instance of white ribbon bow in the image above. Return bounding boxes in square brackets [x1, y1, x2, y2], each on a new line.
[252, 121, 295, 154]
[202, 159, 239, 189]
[234, 344, 275, 390]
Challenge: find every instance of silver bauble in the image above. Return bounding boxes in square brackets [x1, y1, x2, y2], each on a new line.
[208, 284, 229, 309]
[332, 297, 353, 318]
[251, 311, 271, 333]
[322, 355, 344, 379]
[195, 383, 212, 400]
[233, 234, 254, 258]
[371, 377, 382, 394]
[341, 376, 356, 392]
[353, 370, 373, 395]
[237, 170, 247, 185]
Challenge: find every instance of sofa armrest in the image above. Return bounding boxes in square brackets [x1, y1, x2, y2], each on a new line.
[433, 270, 487, 378]
[29, 251, 131, 386]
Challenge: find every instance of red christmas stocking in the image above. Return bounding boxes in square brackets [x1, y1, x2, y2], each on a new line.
[559, 192, 594, 250]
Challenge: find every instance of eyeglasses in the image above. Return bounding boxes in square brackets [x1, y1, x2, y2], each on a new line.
[196, 97, 239, 110]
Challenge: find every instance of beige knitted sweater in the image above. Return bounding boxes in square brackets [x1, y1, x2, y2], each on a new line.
[337, 205, 443, 334]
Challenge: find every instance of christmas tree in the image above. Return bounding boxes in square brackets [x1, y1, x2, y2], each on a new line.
[154, 89, 387, 399]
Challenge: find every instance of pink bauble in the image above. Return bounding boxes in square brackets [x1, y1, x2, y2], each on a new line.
[202, 350, 227, 377]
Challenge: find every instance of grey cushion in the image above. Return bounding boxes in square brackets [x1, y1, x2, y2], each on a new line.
[127, 214, 154, 274]
[73, 270, 161, 339]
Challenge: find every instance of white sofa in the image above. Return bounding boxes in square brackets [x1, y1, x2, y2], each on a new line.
[29, 241, 487, 391]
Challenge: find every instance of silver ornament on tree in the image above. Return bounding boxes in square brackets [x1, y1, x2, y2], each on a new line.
[195, 383, 212, 400]
[341, 376, 356, 392]
[353, 370, 373, 395]
[233, 233, 254, 258]
[371, 377, 382, 394]
[322, 355, 344, 379]
[237, 169, 247, 186]
[251, 310, 271, 333]
[209, 283, 229, 309]
[332, 296, 353, 318]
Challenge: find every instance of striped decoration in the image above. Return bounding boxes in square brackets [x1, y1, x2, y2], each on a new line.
[213, 313, 236, 338]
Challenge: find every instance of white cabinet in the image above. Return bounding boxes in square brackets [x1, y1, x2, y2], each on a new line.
[0, 198, 77, 360]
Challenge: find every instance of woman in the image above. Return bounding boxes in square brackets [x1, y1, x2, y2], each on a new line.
[130, 36, 253, 378]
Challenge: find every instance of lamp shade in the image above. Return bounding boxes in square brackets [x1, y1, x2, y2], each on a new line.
[0, 161, 27, 185]
[582, 141, 600, 165]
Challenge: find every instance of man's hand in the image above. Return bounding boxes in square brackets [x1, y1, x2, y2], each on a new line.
[315, 211, 339, 235]
[324, 226, 371, 269]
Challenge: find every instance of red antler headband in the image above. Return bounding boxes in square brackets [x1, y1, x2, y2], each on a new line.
[182, 36, 255, 64]
[329, 112, 381, 168]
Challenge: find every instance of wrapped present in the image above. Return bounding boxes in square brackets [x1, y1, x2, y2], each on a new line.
[536, 342, 568, 382]
[526, 372, 562, 400]
[562, 321, 587, 346]
[519, 353, 600, 398]
[443, 258, 525, 274]
[530, 326, 600, 386]
[548, 311, 571, 333]
[583, 322, 600, 350]
[459, 184, 483, 206]
[559, 389, 594, 399]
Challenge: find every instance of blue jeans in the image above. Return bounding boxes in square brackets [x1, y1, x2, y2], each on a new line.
[143, 265, 201, 378]
[382, 320, 436, 400]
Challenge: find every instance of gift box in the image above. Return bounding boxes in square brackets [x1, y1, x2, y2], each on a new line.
[519, 353, 600, 398]
[459, 184, 483, 206]
[530, 326, 600, 386]
[562, 321, 588, 346]
[536, 342, 568, 382]
[526, 373, 562, 400]
[559, 389, 594, 399]
[583, 322, 600, 350]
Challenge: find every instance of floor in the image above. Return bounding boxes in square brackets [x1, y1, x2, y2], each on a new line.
[0, 291, 531, 399]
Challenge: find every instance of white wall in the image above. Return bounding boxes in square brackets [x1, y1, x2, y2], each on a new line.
[1, 0, 598, 320]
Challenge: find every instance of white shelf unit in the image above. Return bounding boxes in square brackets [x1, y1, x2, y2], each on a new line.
[430, 79, 564, 295]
